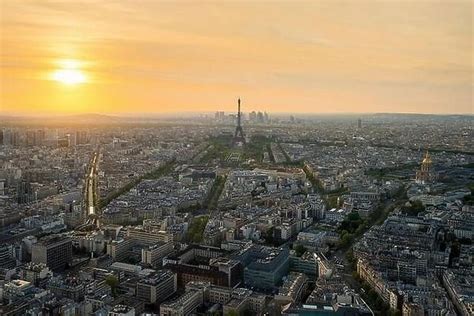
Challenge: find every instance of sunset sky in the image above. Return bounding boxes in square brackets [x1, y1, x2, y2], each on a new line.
[1, 1, 472, 115]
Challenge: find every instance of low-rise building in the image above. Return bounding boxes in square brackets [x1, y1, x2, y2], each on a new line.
[275, 272, 308, 304]
[160, 288, 204, 316]
[234, 245, 289, 290]
[136, 270, 177, 304]
[141, 241, 173, 268]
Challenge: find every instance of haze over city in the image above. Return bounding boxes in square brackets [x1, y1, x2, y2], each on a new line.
[0, 2, 473, 316]
[1, 1, 472, 115]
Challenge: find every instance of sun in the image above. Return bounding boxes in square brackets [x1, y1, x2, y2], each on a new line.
[52, 69, 86, 85]
[51, 59, 87, 85]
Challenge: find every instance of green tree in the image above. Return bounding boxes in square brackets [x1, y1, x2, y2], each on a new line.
[340, 232, 354, 247]
[186, 216, 209, 243]
[264, 227, 275, 245]
[347, 211, 361, 221]
[294, 244, 307, 257]
[105, 275, 119, 297]
[402, 200, 425, 216]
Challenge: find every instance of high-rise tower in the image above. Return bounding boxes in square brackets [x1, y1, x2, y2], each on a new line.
[233, 98, 245, 145]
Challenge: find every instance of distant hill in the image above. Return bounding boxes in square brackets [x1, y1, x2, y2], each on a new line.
[58, 113, 124, 123]
[373, 112, 473, 118]
[0, 113, 125, 126]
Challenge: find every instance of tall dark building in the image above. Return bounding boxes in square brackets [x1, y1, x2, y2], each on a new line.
[233, 98, 245, 145]
[32, 236, 72, 271]
[26, 130, 37, 146]
[75, 130, 88, 145]
[17, 180, 33, 204]
[0, 245, 16, 270]
[5, 130, 20, 146]
[249, 111, 257, 122]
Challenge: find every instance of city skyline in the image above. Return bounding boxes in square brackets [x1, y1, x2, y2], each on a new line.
[1, 114, 472, 316]
[0, 2, 472, 313]
[1, 1, 472, 115]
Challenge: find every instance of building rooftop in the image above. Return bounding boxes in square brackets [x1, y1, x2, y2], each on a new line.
[138, 270, 174, 286]
[111, 304, 134, 313]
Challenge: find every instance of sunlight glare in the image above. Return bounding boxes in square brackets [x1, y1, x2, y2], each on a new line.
[51, 59, 87, 85]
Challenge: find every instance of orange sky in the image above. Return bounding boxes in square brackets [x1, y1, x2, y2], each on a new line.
[1, 1, 472, 115]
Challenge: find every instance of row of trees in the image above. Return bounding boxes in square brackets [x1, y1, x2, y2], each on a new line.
[353, 272, 400, 315]
[462, 182, 474, 205]
[337, 211, 364, 248]
[302, 164, 324, 192]
[242, 135, 273, 162]
[266, 143, 275, 163]
[338, 186, 408, 250]
[203, 175, 227, 210]
[98, 159, 175, 210]
[185, 216, 209, 243]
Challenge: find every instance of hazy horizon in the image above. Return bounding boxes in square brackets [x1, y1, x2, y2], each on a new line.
[1, 110, 473, 119]
[1, 1, 472, 115]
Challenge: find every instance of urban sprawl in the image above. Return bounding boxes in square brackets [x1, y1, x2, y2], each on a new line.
[0, 105, 473, 316]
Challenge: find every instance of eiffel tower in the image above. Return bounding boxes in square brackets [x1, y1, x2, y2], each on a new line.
[233, 98, 245, 145]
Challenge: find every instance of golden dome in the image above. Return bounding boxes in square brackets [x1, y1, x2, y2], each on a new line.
[422, 151, 432, 164]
